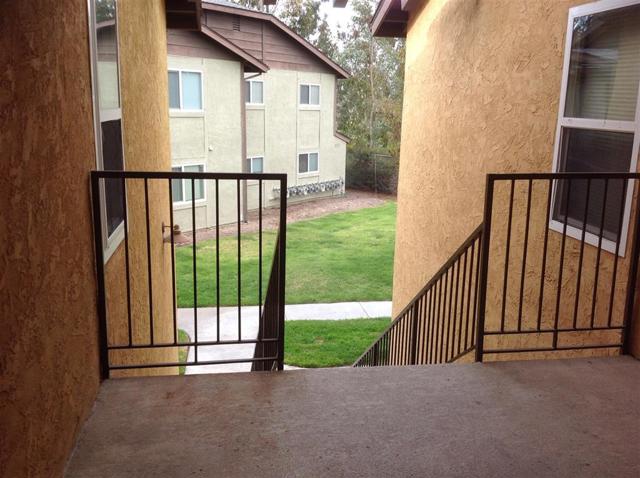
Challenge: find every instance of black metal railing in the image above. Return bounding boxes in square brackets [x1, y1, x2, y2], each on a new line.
[90, 170, 287, 378]
[354, 225, 483, 366]
[355, 172, 640, 367]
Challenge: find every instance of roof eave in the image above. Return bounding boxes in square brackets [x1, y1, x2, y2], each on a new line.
[371, 0, 409, 38]
[200, 24, 269, 73]
[202, 2, 350, 79]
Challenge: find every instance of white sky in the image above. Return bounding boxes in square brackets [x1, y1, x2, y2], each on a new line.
[320, 1, 356, 34]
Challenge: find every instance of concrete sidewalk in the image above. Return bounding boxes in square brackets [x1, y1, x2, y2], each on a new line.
[177, 301, 391, 374]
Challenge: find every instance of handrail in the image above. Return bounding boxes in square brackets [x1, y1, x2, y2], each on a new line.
[355, 172, 640, 368]
[354, 224, 483, 367]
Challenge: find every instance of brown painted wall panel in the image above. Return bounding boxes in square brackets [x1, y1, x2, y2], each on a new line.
[168, 30, 238, 61]
[0, 1, 101, 476]
[394, 0, 640, 360]
[204, 10, 334, 74]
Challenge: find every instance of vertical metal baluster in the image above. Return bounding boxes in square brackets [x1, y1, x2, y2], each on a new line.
[553, 179, 572, 349]
[573, 178, 591, 329]
[439, 270, 448, 363]
[591, 179, 608, 328]
[517, 179, 532, 332]
[121, 177, 132, 346]
[622, 178, 640, 354]
[215, 180, 220, 342]
[475, 177, 489, 361]
[144, 178, 154, 345]
[91, 173, 109, 379]
[464, 241, 475, 350]
[237, 179, 242, 341]
[500, 179, 515, 332]
[435, 276, 443, 363]
[168, 178, 177, 345]
[258, 180, 263, 342]
[451, 258, 461, 360]
[607, 179, 629, 327]
[536, 179, 553, 331]
[191, 178, 198, 361]
[458, 250, 468, 356]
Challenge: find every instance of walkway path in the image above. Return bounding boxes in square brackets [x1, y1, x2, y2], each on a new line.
[177, 301, 391, 374]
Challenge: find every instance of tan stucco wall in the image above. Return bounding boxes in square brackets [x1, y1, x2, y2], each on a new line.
[104, 0, 178, 377]
[0, 1, 101, 476]
[394, 0, 640, 359]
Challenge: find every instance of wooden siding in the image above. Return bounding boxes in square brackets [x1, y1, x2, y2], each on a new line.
[167, 29, 238, 61]
[203, 11, 334, 74]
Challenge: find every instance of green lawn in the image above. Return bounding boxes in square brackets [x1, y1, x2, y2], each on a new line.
[178, 329, 189, 375]
[284, 318, 391, 368]
[176, 202, 396, 307]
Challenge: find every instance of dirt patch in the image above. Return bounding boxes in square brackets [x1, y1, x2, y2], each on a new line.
[175, 189, 395, 246]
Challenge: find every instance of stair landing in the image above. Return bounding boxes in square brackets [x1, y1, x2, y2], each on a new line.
[66, 357, 640, 477]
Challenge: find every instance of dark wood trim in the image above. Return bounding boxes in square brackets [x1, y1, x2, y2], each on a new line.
[200, 24, 269, 73]
[371, 0, 408, 38]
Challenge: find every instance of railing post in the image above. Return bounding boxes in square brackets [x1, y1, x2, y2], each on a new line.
[622, 179, 640, 355]
[276, 176, 287, 370]
[90, 172, 110, 379]
[475, 175, 494, 363]
[410, 301, 420, 365]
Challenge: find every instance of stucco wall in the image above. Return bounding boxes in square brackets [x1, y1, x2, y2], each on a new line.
[246, 69, 347, 209]
[104, 0, 178, 376]
[0, 1, 101, 476]
[394, 0, 639, 359]
[168, 55, 243, 230]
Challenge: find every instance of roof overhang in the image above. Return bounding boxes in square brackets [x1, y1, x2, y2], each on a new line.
[166, 0, 202, 30]
[200, 25, 269, 73]
[202, 2, 350, 79]
[371, 0, 421, 38]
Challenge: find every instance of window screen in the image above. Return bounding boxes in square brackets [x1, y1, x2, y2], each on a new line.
[168, 71, 180, 109]
[564, 4, 640, 121]
[101, 119, 125, 236]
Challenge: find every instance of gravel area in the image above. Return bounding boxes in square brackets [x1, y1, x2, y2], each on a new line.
[175, 189, 395, 245]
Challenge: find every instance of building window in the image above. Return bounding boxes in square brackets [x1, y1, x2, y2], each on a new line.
[168, 70, 203, 110]
[245, 79, 264, 105]
[248, 156, 264, 173]
[551, 0, 640, 253]
[171, 164, 205, 203]
[90, 0, 126, 257]
[300, 84, 320, 106]
[298, 152, 319, 174]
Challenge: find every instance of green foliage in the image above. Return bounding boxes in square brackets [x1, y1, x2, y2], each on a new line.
[346, 145, 398, 194]
[284, 318, 391, 367]
[175, 202, 396, 307]
[228, 0, 405, 191]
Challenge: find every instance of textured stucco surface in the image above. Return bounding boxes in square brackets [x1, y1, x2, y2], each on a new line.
[104, 0, 178, 377]
[66, 357, 640, 477]
[393, 0, 640, 358]
[0, 1, 101, 476]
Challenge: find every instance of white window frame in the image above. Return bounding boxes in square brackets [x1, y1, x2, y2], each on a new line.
[549, 0, 640, 256]
[248, 156, 264, 173]
[88, 0, 127, 263]
[299, 83, 321, 107]
[298, 151, 320, 176]
[245, 79, 264, 106]
[171, 163, 207, 206]
[168, 69, 204, 112]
